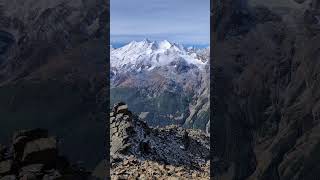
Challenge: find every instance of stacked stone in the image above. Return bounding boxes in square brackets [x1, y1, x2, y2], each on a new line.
[110, 102, 135, 156]
[0, 129, 91, 180]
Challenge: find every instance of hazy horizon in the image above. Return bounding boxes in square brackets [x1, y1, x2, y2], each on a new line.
[111, 39, 210, 49]
[111, 0, 209, 45]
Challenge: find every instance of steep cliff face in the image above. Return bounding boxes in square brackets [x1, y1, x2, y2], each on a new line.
[0, 0, 108, 168]
[213, 0, 320, 179]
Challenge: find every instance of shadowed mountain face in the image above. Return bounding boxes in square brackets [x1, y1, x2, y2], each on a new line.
[0, 0, 108, 169]
[0, 31, 15, 55]
[213, 0, 320, 179]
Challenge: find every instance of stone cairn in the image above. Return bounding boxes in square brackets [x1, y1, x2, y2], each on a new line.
[0, 129, 91, 180]
[110, 102, 136, 156]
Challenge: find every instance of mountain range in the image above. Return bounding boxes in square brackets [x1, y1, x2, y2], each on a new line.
[110, 39, 210, 131]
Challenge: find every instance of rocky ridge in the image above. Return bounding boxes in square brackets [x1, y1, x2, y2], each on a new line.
[110, 102, 210, 179]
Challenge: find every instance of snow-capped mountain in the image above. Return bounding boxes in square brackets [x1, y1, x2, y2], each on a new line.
[111, 39, 208, 72]
[110, 39, 210, 131]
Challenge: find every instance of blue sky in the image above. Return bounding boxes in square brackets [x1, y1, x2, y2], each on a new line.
[111, 0, 210, 46]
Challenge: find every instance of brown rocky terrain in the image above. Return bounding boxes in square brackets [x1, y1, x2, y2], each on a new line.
[212, 0, 320, 179]
[110, 102, 210, 179]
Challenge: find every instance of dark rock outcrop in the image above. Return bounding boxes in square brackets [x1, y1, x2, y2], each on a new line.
[212, 0, 320, 179]
[110, 102, 210, 179]
[0, 0, 108, 168]
[0, 129, 96, 180]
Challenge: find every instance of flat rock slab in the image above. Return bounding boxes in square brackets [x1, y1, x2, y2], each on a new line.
[22, 138, 57, 164]
[0, 175, 16, 180]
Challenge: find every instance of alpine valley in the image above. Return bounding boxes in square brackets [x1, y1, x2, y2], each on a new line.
[110, 39, 210, 131]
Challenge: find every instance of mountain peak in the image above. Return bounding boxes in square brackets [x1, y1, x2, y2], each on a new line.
[128, 40, 137, 46]
[143, 38, 152, 43]
[158, 40, 172, 49]
[161, 39, 171, 44]
[111, 40, 209, 71]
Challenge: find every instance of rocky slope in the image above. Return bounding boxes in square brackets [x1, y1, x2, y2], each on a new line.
[213, 0, 320, 179]
[0, 0, 108, 168]
[110, 40, 210, 130]
[0, 129, 100, 179]
[110, 102, 210, 179]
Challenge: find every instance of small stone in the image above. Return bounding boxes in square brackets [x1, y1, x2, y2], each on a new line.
[0, 175, 16, 180]
[110, 117, 116, 122]
[167, 177, 179, 180]
[42, 170, 61, 180]
[192, 172, 199, 178]
[158, 164, 166, 171]
[115, 121, 120, 126]
[19, 164, 44, 179]
[19, 173, 37, 180]
[13, 129, 48, 141]
[116, 113, 124, 119]
[116, 168, 126, 175]
[22, 137, 57, 164]
[123, 115, 130, 120]
[123, 160, 129, 166]
[20, 164, 43, 173]
[0, 160, 13, 175]
[117, 105, 128, 114]
[112, 102, 126, 112]
[117, 174, 128, 179]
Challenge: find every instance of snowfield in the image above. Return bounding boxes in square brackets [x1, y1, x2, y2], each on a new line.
[111, 39, 209, 72]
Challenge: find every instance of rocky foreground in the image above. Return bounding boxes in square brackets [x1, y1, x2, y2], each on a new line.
[0, 129, 100, 180]
[110, 102, 210, 179]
